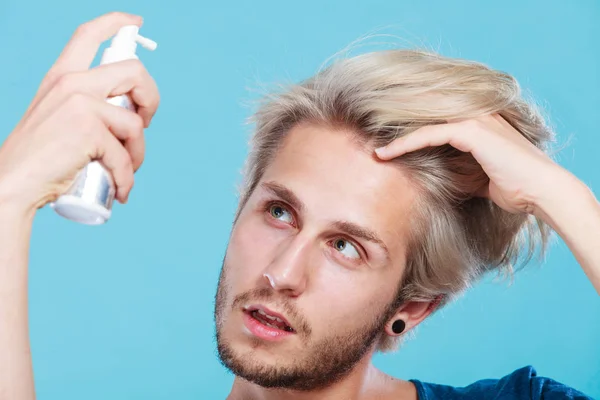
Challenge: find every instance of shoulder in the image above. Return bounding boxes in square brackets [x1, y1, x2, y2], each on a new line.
[410, 366, 593, 400]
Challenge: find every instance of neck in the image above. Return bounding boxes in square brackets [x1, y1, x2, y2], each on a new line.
[226, 352, 416, 400]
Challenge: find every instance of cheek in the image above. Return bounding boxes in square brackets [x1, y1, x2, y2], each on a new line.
[304, 267, 393, 335]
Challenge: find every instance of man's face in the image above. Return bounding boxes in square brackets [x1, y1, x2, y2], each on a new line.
[215, 123, 417, 390]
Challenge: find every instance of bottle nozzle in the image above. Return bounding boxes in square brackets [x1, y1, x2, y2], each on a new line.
[136, 34, 157, 51]
[101, 25, 157, 64]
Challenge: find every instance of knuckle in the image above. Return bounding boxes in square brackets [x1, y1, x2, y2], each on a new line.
[106, 11, 127, 19]
[121, 59, 146, 81]
[136, 152, 146, 170]
[126, 175, 135, 191]
[131, 58, 145, 71]
[115, 171, 134, 198]
[119, 168, 135, 195]
[130, 113, 145, 134]
[54, 72, 78, 94]
[151, 83, 161, 107]
[44, 70, 62, 88]
[113, 153, 133, 180]
[120, 153, 134, 171]
[73, 21, 94, 38]
[127, 59, 146, 78]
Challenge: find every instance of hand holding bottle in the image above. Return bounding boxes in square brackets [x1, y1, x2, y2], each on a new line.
[0, 12, 160, 216]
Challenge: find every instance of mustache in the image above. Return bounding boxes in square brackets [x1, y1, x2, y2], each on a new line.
[232, 287, 312, 337]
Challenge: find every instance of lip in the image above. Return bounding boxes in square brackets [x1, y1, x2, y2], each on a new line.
[242, 304, 295, 341]
[246, 304, 293, 328]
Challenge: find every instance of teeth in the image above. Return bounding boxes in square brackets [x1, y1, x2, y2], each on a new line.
[253, 309, 291, 331]
[258, 309, 285, 324]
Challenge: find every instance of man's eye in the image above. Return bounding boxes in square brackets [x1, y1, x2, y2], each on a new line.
[269, 204, 293, 224]
[333, 238, 360, 260]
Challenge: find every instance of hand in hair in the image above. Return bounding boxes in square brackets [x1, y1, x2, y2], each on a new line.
[375, 114, 600, 295]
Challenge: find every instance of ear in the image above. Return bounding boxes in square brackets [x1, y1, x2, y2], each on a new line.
[384, 296, 443, 336]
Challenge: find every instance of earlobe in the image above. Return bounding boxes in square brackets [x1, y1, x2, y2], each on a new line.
[391, 319, 406, 334]
[385, 297, 442, 337]
[385, 314, 409, 336]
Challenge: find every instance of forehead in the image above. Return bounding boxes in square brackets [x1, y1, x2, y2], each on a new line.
[259, 123, 417, 254]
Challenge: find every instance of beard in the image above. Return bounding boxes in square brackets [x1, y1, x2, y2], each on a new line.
[213, 261, 398, 392]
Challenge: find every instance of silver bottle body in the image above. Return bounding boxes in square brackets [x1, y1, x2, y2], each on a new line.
[51, 94, 136, 225]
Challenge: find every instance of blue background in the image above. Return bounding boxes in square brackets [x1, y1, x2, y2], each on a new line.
[1, 0, 599, 398]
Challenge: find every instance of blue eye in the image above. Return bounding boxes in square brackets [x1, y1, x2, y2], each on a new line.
[333, 238, 360, 259]
[269, 204, 293, 224]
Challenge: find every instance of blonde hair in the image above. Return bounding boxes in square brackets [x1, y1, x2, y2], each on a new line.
[236, 49, 553, 351]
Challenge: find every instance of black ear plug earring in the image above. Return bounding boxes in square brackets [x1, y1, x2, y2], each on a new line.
[392, 319, 406, 334]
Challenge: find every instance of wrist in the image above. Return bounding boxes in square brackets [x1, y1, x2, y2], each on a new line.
[0, 181, 37, 224]
[533, 168, 598, 230]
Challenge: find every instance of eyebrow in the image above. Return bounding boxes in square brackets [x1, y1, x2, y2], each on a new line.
[332, 221, 390, 257]
[262, 181, 305, 213]
[261, 181, 390, 257]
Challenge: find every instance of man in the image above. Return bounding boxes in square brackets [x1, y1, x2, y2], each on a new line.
[0, 12, 597, 400]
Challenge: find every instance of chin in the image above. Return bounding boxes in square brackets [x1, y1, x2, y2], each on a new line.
[218, 321, 290, 362]
[217, 330, 288, 383]
[217, 339, 311, 391]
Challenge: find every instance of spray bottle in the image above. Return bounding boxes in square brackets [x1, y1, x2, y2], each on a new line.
[50, 26, 157, 225]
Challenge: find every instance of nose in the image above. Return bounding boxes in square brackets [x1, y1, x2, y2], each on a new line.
[262, 234, 311, 297]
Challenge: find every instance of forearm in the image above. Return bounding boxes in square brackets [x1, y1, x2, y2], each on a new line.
[536, 172, 600, 295]
[0, 201, 36, 400]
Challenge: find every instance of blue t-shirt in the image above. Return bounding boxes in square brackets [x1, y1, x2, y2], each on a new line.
[410, 366, 594, 399]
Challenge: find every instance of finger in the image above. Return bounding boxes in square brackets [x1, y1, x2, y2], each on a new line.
[43, 60, 159, 128]
[51, 12, 143, 75]
[71, 95, 145, 172]
[26, 12, 143, 116]
[85, 60, 159, 127]
[98, 131, 135, 203]
[93, 99, 146, 172]
[375, 123, 476, 160]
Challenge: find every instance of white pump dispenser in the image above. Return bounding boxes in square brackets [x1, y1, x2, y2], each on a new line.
[51, 25, 157, 225]
[101, 25, 157, 64]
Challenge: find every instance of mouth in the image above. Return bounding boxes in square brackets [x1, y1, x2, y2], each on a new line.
[242, 305, 296, 339]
